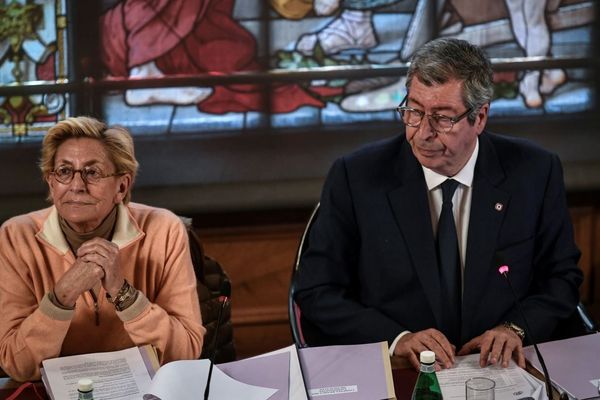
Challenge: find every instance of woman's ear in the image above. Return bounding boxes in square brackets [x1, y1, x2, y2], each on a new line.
[114, 173, 132, 203]
[46, 175, 55, 199]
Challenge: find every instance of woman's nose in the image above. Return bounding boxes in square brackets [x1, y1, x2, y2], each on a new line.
[69, 171, 87, 191]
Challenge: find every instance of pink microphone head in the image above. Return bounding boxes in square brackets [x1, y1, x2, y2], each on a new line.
[498, 265, 509, 274]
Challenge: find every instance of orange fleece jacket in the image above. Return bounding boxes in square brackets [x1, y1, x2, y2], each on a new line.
[0, 202, 205, 381]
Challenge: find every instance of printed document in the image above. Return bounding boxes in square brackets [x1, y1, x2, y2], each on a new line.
[437, 353, 546, 400]
[42, 346, 157, 400]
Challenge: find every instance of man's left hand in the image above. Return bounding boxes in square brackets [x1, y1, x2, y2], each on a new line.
[457, 325, 526, 368]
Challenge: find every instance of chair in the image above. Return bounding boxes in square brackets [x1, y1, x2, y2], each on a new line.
[550, 302, 598, 341]
[182, 217, 236, 363]
[289, 203, 320, 348]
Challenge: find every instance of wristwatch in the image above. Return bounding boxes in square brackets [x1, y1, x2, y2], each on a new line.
[503, 321, 525, 341]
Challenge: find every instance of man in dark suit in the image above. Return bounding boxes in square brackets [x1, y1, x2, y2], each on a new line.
[294, 38, 582, 371]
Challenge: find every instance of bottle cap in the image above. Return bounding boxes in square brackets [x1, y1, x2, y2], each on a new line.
[78, 378, 93, 392]
[420, 350, 435, 364]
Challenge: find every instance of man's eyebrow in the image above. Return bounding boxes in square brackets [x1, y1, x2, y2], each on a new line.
[406, 97, 424, 108]
[407, 97, 458, 113]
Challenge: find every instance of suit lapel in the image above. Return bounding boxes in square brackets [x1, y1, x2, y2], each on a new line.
[387, 141, 442, 327]
[462, 134, 509, 340]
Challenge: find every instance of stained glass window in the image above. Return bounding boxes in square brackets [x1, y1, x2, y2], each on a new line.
[98, 0, 595, 136]
[0, 0, 69, 141]
[0, 0, 596, 140]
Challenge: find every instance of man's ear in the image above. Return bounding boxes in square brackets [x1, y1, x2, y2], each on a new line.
[475, 103, 490, 135]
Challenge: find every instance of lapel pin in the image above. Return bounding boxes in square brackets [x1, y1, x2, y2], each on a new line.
[494, 203, 503, 211]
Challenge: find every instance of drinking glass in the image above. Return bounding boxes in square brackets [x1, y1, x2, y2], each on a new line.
[465, 377, 495, 400]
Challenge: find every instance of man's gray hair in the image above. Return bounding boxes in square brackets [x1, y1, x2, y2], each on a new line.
[406, 38, 494, 123]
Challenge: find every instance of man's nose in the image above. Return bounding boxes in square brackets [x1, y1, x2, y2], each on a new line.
[415, 116, 437, 139]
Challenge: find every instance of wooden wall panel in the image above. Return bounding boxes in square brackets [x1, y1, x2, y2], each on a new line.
[590, 207, 600, 319]
[570, 207, 594, 303]
[198, 224, 304, 359]
[570, 206, 600, 321]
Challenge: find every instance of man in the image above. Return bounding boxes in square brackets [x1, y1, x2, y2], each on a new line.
[294, 38, 582, 370]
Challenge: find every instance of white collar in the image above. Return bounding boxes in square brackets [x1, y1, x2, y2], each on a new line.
[36, 203, 142, 255]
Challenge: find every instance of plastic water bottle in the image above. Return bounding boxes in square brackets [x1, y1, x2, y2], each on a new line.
[411, 350, 443, 399]
[77, 378, 94, 400]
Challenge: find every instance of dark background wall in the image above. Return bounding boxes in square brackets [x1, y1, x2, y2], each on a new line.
[1, 116, 599, 224]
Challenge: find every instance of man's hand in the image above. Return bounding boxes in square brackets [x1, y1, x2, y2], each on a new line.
[458, 325, 526, 368]
[77, 237, 124, 297]
[393, 329, 456, 371]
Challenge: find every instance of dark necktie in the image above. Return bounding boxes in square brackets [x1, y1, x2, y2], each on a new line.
[437, 179, 461, 345]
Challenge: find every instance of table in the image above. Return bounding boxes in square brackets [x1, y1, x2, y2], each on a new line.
[393, 367, 418, 399]
[0, 369, 422, 400]
[0, 378, 47, 400]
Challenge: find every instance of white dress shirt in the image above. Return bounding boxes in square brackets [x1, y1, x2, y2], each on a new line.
[389, 139, 480, 355]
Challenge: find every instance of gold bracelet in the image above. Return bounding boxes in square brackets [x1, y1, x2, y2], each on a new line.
[503, 321, 525, 341]
[116, 285, 138, 311]
[106, 280, 128, 303]
[106, 280, 138, 311]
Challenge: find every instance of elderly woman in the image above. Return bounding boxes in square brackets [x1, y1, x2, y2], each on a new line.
[0, 116, 205, 381]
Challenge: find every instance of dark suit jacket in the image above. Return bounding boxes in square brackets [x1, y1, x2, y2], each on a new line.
[294, 131, 583, 347]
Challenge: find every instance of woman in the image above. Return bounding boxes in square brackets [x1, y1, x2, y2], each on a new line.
[0, 116, 205, 381]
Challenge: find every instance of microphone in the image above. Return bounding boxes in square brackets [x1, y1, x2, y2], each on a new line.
[204, 280, 231, 400]
[498, 265, 566, 400]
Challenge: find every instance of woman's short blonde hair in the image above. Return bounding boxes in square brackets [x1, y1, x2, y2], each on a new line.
[40, 116, 139, 203]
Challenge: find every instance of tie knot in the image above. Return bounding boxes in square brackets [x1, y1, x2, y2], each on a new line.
[441, 179, 459, 203]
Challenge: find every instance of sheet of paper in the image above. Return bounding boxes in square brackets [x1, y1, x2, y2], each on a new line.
[436, 353, 546, 400]
[525, 333, 600, 400]
[251, 345, 309, 400]
[42, 346, 154, 400]
[145, 359, 277, 400]
[219, 351, 290, 400]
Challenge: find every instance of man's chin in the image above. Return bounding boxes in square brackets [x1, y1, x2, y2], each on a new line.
[417, 158, 451, 176]
[415, 152, 441, 167]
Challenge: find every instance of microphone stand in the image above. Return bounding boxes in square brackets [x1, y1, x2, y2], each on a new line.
[500, 268, 560, 400]
[204, 282, 230, 400]
[294, 342, 312, 400]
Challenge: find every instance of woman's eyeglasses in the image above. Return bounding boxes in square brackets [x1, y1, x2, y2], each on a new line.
[51, 165, 123, 185]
